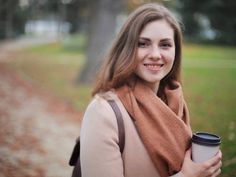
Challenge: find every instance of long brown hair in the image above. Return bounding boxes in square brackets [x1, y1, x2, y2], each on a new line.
[92, 3, 183, 97]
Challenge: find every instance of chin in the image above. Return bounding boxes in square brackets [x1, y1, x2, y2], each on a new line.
[147, 77, 162, 83]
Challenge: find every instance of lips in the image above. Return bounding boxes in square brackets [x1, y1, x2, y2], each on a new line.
[144, 63, 164, 71]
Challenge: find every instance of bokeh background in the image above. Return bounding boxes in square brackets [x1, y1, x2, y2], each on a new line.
[0, 0, 236, 176]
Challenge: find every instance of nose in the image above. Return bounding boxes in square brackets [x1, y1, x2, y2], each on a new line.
[149, 45, 161, 60]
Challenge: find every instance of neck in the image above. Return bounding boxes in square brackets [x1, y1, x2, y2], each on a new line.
[142, 81, 160, 94]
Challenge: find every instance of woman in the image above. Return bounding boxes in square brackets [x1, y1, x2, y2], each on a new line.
[79, 3, 222, 177]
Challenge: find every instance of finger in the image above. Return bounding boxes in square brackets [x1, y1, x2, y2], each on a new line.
[217, 150, 222, 159]
[204, 152, 221, 168]
[212, 151, 222, 166]
[212, 168, 221, 177]
[206, 161, 221, 177]
[212, 161, 222, 173]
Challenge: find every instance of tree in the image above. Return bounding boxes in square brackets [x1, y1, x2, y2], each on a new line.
[0, 0, 27, 39]
[78, 0, 125, 83]
[178, 0, 236, 45]
[202, 0, 236, 45]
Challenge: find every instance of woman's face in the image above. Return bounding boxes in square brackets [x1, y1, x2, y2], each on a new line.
[135, 19, 175, 92]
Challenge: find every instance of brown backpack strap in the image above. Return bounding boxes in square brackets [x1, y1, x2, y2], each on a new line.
[69, 99, 125, 167]
[107, 100, 125, 153]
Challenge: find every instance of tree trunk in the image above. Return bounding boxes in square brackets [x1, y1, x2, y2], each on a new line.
[78, 0, 124, 84]
[5, 0, 15, 39]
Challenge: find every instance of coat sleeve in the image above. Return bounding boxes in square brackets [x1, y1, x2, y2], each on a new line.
[80, 97, 124, 177]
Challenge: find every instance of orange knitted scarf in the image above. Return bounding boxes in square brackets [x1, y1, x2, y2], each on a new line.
[116, 80, 192, 177]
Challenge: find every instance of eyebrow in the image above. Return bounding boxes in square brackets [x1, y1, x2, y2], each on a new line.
[139, 37, 151, 41]
[139, 37, 173, 42]
[160, 38, 173, 42]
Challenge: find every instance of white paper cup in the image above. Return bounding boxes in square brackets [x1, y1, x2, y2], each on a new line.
[191, 132, 221, 163]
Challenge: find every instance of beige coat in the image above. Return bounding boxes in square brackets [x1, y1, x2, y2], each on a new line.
[80, 91, 184, 177]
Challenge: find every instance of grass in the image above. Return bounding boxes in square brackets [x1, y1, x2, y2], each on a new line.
[7, 42, 91, 111]
[182, 68, 236, 176]
[182, 44, 236, 176]
[5, 40, 236, 176]
[183, 43, 236, 60]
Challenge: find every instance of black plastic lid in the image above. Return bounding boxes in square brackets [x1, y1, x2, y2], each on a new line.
[192, 132, 221, 146]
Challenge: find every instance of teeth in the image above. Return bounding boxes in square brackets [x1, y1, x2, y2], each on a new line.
[144, 64, 163, 67]
[143, 64, 164, 71]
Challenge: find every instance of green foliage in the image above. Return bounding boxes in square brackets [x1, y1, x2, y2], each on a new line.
[201, 0, 236, 45]
[178, 0, 236, 45]
[0, 0, 28, 39]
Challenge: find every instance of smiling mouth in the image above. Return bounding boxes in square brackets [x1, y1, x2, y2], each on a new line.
[144, 63, 164, 70]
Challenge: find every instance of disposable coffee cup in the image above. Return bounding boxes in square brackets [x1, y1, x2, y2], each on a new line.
[191, 132, 221, 163]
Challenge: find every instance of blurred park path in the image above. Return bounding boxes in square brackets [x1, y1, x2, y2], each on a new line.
[0, 37, 81, 177]
[0, 36, 58, 61]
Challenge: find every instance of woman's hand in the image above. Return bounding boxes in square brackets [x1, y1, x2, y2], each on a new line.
[180, 148, 222, 177]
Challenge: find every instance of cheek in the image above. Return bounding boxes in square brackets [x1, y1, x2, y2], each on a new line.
[164, 50, 175, 71]
[166, 49, 175, 63]
[137, 48, 147, 61]
[169, 57, 175, 69]
[163, 55, 174, 65]
[169, 47, 175, 58]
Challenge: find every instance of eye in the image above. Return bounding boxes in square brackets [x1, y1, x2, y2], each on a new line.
[160, 42, 173, 49]
[138, 40, 150, 48]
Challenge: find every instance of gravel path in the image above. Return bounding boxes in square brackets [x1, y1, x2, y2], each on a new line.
[0, 38, 81, 177]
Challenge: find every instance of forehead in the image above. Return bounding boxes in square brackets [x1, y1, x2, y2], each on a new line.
[139, 20, 174, 40]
